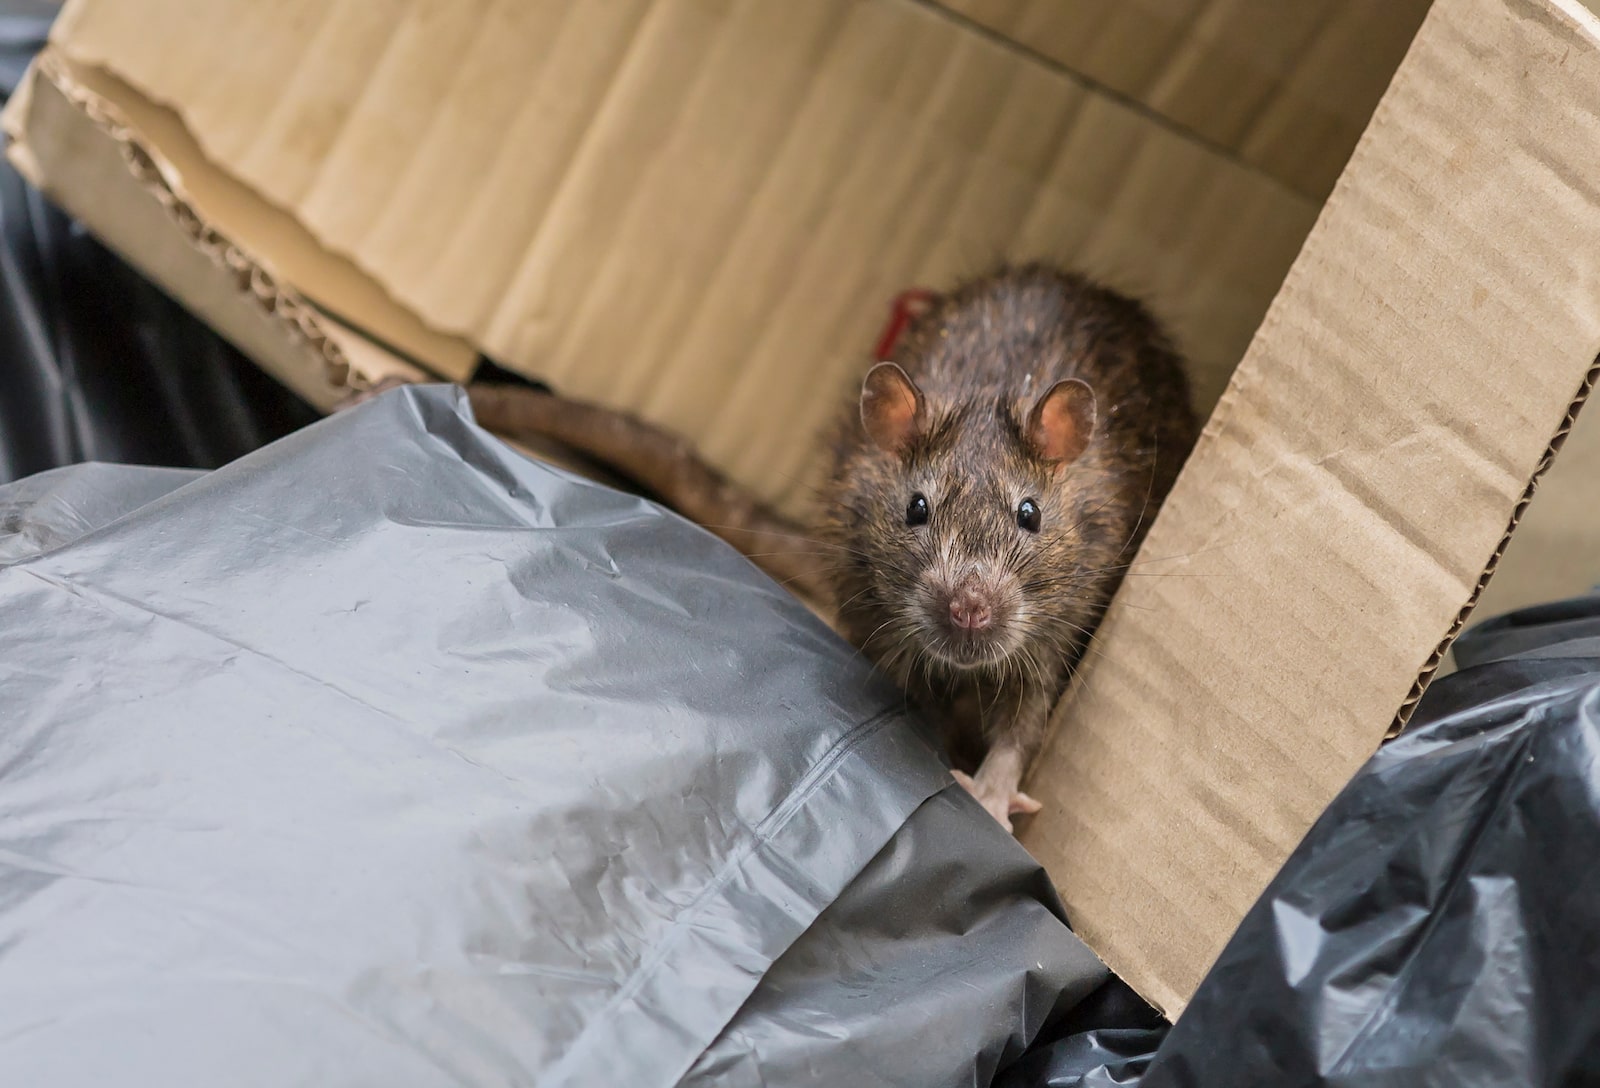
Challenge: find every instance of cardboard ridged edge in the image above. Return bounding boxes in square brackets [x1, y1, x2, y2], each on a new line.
[1, 50, 423, 408]
[1390, 357, 1600, 735]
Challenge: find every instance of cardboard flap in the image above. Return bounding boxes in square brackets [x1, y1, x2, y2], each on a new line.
[47, 49, 479, 384]
[0, 52, 419, 408]
[1020, 0, 1600, 1019]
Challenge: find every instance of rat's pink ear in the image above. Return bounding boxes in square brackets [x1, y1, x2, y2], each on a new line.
[860, 362, 925, 453]
[1027, 378, 1096, 466]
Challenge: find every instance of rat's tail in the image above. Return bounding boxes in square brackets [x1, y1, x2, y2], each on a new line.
[465, 383, 832, 602]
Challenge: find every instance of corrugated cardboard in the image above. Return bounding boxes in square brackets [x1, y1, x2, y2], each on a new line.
[6, 0, 1600, 1023]
[1474, 409, 1600, 624]
[1018, 0, 1600, 1016]
[936, 0, 1433, 200]
[24, 0, 1318, 517]
[0, 53, 430, 408]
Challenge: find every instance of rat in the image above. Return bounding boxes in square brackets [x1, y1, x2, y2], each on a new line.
[411, 262, 1198, 832]
[813, 263, 1197, 828]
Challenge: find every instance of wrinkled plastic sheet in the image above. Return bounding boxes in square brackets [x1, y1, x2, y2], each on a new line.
[1021, 588, 1600, 1085]
[0, 385, 1128, 1086]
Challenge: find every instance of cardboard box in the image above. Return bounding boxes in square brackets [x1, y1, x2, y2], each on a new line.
[8, 0, 1600, 1020]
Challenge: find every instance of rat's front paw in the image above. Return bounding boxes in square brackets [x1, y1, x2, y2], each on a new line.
[951, 770, 1041, 834]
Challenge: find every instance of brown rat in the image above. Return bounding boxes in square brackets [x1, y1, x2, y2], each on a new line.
[435, 261, 1198, 832]
[822, 263, 1196, 827]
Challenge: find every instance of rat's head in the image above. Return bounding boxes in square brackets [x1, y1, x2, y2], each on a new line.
[844, 361, 1102, 675]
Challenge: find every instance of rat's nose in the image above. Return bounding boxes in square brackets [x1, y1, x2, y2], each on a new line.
[948, 589, 993, 631]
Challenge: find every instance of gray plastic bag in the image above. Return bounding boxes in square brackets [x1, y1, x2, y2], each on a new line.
[0, 385, 1109, 1086]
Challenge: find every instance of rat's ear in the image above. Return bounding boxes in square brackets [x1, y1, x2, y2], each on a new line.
[1027, 378, 1096, 467]
[860, 362, 925, 453]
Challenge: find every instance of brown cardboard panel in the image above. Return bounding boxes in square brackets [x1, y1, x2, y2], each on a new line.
[935, 0, 1432, 199]
[1233, 1, 1433, 201]
[478, 0, 1319, 515]
[0, 54, 425, 409]
[1018, 0, 1600, 1018]
[49, 0, 1319, 519]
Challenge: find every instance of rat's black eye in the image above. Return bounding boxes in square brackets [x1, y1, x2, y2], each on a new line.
[1017, 498, 1041, 533]
[905, 493, 930, 527]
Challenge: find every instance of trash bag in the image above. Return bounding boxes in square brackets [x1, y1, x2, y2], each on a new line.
[0, 384, 1116, 1087]
[0, 8, 51, 94]
[996, 996, 1167, 1088]
[1114, 592, 1600, 1086]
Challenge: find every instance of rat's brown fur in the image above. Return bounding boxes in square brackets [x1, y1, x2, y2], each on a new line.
[820, 263, 1195, 825]
[452, 261, 1197, 831]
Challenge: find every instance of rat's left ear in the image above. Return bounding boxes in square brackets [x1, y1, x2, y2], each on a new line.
[1026, 379, 1096, 467]
[860, 362, 925, 454]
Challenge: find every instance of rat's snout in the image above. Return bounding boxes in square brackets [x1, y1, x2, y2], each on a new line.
[929, 569, 1016, 664]
[948, 583, 993, 631]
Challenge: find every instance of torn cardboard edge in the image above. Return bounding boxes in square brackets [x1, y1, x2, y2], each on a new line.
[5, 48, 493, 409]
[0, 51, 395, 408]
[1389, 357, 1600, 736]
[46, 27, 483, 385]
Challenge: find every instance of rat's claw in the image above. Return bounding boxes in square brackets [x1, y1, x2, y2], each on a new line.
[949, 770, 1037, 834]
[1009, 791, 1042, 816]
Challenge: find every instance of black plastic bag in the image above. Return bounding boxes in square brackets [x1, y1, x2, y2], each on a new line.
[1095, 594, 1600, 1086]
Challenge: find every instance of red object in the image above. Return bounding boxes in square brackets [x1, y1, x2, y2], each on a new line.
[874, 289, 939, 361]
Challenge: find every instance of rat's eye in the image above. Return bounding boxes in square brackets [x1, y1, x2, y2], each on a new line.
[1016, 498, 1041, 533]
[905, 493, 930, 527]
